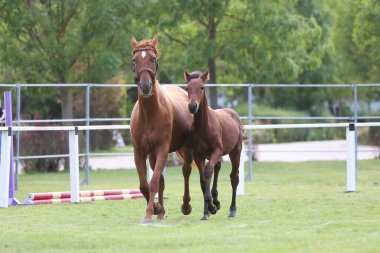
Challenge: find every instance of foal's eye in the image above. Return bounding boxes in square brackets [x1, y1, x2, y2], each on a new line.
[185, 87, 188, 91]
[201, 87, 204, 90]
[150, 57, 156, 63]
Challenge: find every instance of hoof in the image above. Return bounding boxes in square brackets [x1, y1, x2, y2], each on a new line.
[181, 204, 192, 215]
[153, 202, 163, 215]
[157, 214, 165, 220]
[228, 210, 236, 218]
[200, 214, 210, 220]
[209, 205, 218, 215]
[213, 200, 221, 210]
[141, 218, 153, 224]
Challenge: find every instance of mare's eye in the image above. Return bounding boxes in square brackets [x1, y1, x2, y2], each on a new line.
[150, 57, 156, 63]
[130, 60, 136, 71]
[201, 87, 204, 90]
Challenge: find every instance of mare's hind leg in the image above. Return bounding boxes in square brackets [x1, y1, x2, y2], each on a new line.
[149, 153, 165, 218]
[181, 147, 193, 215]
[228, 143, 242, 218]
[211, 160, 221, 211]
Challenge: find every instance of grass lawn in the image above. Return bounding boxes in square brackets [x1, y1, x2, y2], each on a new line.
[1, 160, 379, 253]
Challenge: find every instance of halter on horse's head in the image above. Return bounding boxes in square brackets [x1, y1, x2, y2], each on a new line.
[184, 69, 210, 114]
[130, 35, 160, 98]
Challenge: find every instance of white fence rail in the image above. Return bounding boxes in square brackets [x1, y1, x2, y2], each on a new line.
[1, 122, 379, 208]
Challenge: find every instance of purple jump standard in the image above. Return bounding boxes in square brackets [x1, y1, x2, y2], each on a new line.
[5, 91, 20, 206]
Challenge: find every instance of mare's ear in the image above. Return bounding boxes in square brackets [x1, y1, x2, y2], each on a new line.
[184, 69, 192, 82]
[152, 34, 158, 47]
[131, 36, 138, 48]
[201, 68, 210, 82]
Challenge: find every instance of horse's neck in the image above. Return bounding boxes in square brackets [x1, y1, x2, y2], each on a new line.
[138, 81, 163, 119]
[194, 95, 209, 129]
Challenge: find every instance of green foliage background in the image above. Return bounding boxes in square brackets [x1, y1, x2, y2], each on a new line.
[1, 0, 380, 170]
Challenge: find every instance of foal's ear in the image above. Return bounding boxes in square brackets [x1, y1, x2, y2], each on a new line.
[184, 69, 192, 82]
[201, 69, 210, 82]
[152, 34, 158, 47]
[131, 36, 138, 48]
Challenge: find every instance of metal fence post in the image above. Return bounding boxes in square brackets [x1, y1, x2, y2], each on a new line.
[82, 84, 91, 185]
[346, 123, 356, 192]
[353, 84, 358, 181]
[15, 83, 21, 190]
[69, 127, 80, 203]
[246, 83, 253, 181]
[237, 143, 245, 195]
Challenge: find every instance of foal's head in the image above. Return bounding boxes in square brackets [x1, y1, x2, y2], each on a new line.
[130, 35, 160, 97]
[184, 69, 209, 114]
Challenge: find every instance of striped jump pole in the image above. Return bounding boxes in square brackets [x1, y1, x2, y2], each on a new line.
[23, 189, 144, 205]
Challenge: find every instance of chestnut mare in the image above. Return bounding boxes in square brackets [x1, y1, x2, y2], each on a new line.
[130, 35, 194, 223]
[184, 69, 244, 220]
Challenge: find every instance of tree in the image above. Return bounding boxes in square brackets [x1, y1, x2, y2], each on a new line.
[139, 0, 325, 110]
[0, 0, 133, 120]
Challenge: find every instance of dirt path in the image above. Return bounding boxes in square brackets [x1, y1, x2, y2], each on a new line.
[88, 140, 379, 170]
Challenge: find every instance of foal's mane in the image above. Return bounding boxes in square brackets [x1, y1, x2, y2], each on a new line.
[132, 39, 160, 58]
[188, 71, 203, 80]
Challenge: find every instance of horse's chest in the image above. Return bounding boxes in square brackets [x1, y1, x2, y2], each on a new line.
[191, 134, 214, 156]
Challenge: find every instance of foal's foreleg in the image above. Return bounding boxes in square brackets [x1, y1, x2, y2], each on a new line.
[204, 151, 222, 215]
[181, 148, 193, 215]
[212, 161, 221, 211]
[194, 157, 208, 220]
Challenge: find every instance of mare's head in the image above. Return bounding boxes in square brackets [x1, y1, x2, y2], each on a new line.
[184, 69, 209, 114]
[130, 35, 160, 98]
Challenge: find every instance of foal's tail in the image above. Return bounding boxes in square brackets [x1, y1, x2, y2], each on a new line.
[231, 112, 248, 142]
[176, 149, 196, 168]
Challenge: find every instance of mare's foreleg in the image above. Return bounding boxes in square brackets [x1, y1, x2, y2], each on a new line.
[148, 153, 164, 217]
[134, 150, 149, 204]
[143, 146, 169, 222]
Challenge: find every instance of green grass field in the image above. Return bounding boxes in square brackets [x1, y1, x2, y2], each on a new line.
[1, 160, 380, 253]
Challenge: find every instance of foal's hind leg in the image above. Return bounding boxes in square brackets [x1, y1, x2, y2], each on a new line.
[228, 143, 242, 218]
[211, 160, 221, 211]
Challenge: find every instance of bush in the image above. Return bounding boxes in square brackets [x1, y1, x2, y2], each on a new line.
[73, 86, 126, 151]
[20, 114, 68, 173]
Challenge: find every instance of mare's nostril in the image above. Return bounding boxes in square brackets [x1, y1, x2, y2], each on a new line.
[188, 103, 197, 114]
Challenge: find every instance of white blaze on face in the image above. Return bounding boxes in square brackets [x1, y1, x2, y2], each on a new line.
[141, 51, 146, 59]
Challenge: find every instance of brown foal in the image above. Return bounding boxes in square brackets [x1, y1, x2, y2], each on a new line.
[185, 69, 244, 220]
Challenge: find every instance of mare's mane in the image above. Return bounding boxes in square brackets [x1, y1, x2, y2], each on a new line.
[132, 39, 160, 58]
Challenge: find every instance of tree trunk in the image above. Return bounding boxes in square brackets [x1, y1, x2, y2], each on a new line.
[207, 17, 218, 109]
[208, 57, 218, 108]
[59, 83, 73, 125]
